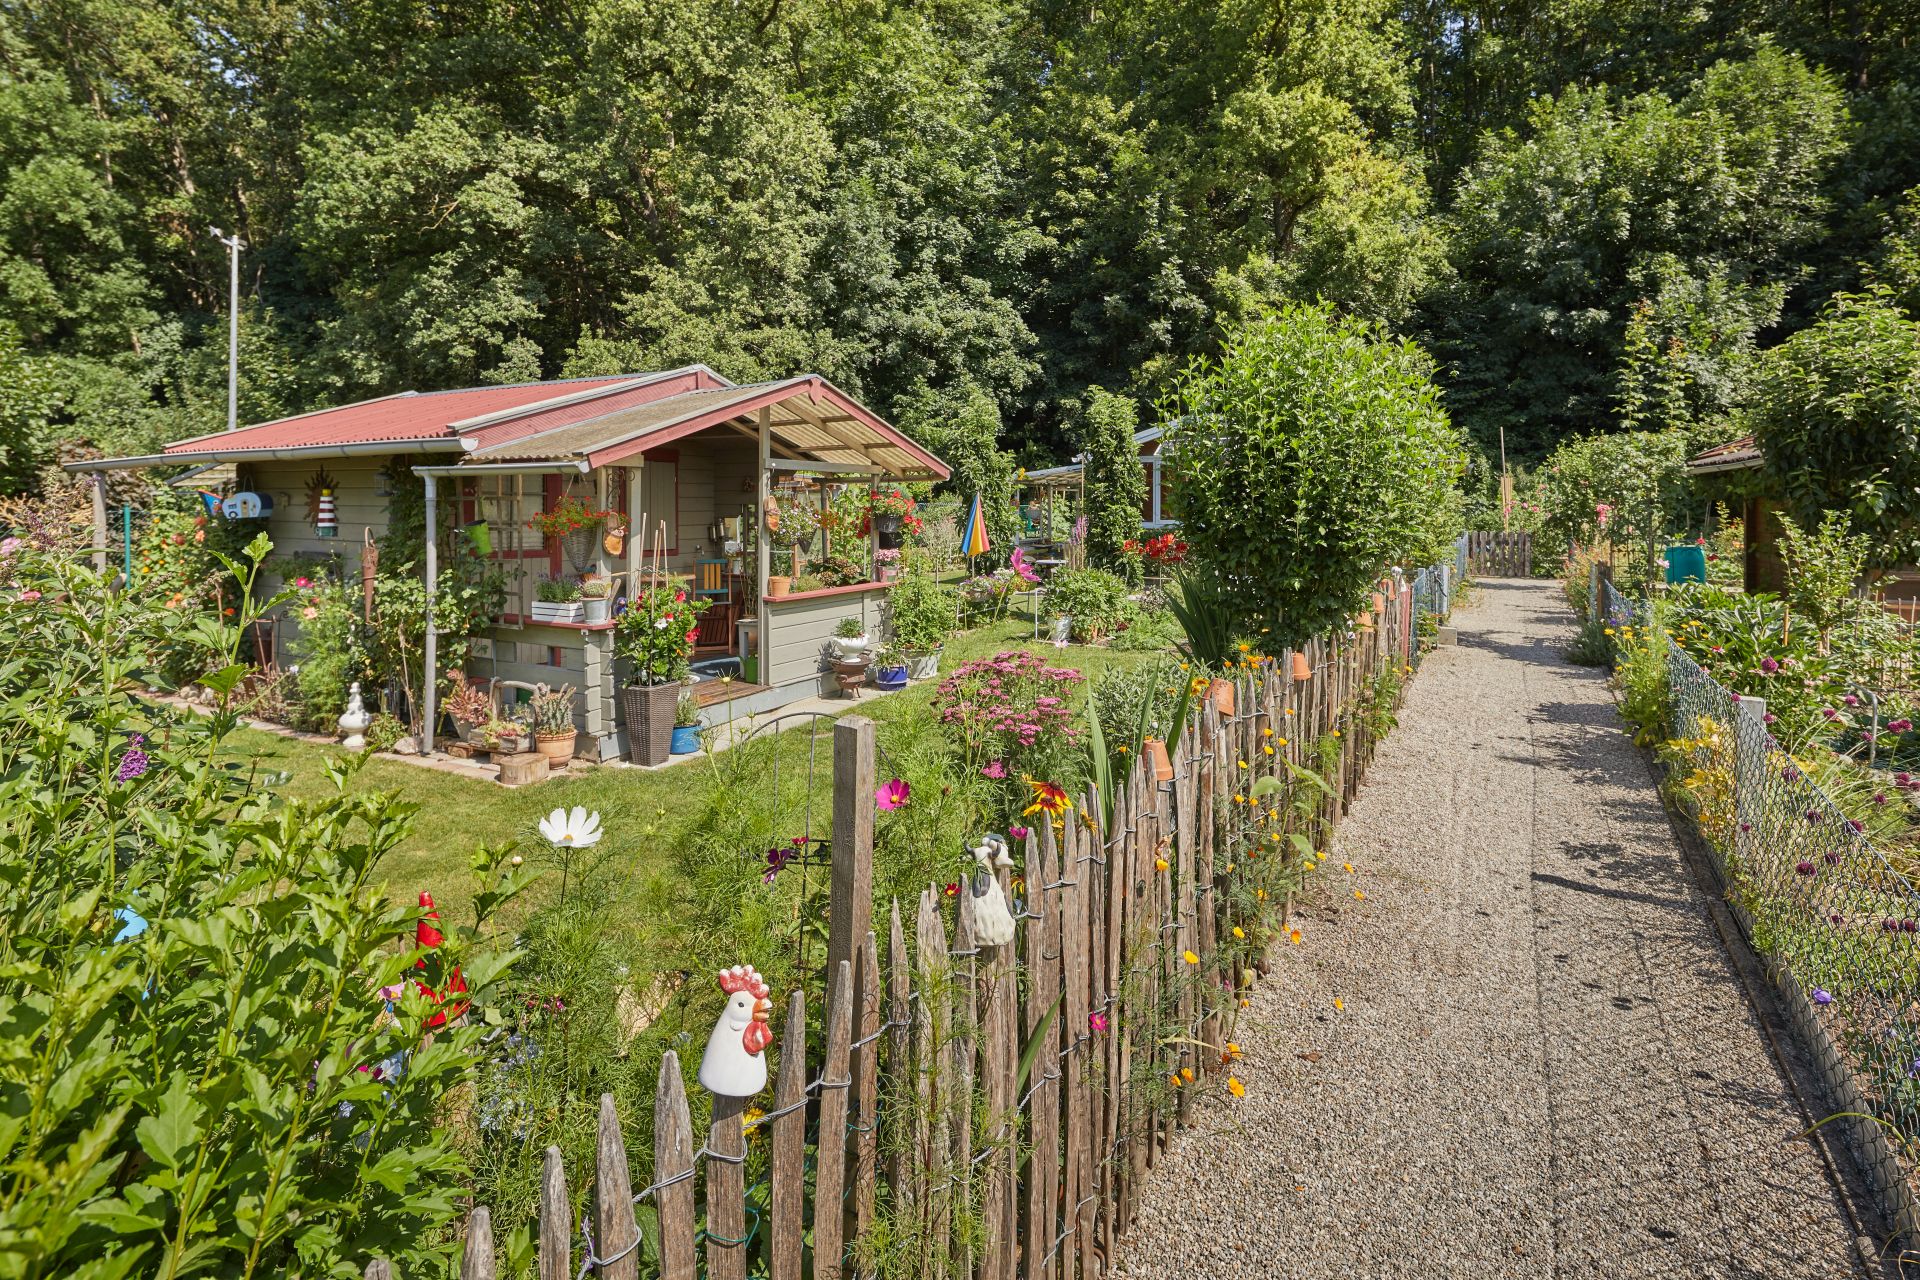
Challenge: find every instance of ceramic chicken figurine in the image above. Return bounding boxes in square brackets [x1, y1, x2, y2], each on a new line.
[699, 964, 774, 1097]
[969, 834, 1018, 948]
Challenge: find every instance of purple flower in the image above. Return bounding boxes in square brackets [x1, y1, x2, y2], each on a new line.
[1760, 657, 1779, 674]
[982, 759, 1007, 780]
[1889, 718, 1913, 733]
[1846, 819, 1865, 834]
[1782, 765, 1803, 783]
[1806, 809, 1823, 824]
[1812, 987, 1832, 1006]
[1008, 825, 1030, 841]
[114, 734, 150, 783]
[1089, 1012, 1110, 1034]
[1763, 713, 1777, 725]
[874, 778, 911, 811]
[1829, 913, 1845, 926]
[1795, 860, 1816, 876]
[1844, 694, 1861, 708]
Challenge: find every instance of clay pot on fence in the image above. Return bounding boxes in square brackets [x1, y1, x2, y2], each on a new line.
[1143, 736, 1174, 783]
[1207, 677, 1235, 717]
[1291, 650, 1312, 682]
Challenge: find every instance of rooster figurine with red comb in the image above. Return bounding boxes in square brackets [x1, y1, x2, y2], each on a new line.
[698, 964, 774, 1097]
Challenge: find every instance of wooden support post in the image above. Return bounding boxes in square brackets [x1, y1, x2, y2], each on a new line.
[757, 406, 772, 680]
[462, 1206, 495, 1280]
[595, 1093, 639, 1280]
[655, 1053, 697, 1280]
[828, 715, 876, 1005]
[421, 471, 438, 756]
[539, 1147, 569, 1280]
[88, 472, 107, 575]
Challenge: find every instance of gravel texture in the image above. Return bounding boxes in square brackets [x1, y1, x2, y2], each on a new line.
[1112, 579, 1870, 1280]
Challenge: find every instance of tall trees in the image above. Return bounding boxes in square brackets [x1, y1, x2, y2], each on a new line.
[1425, 46, 1848, 460]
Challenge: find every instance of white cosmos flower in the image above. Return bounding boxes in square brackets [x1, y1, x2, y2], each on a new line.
[539, 806, 603, 848]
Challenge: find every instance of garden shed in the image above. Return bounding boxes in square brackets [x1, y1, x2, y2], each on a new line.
[1687, 434, 1920, 616]
[71, 366, 949, 760]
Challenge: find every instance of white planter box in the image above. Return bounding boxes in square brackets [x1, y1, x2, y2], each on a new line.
[530, 601, 586, 624]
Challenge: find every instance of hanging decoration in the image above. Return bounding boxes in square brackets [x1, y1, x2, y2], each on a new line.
[305, 469, 338, 539]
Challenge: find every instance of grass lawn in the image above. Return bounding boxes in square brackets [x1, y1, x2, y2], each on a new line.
[224, 610, 1168, 924]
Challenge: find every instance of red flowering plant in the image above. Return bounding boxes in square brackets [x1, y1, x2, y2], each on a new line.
[931, 649, 1085, 822]
[1124, 532, 1189, 566]
[613, 583, 710, 685]
[861, 488, 924, 538]
[526, 495, 612, 538]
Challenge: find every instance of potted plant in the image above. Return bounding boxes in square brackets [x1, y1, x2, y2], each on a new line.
[670, 692, 703, 754]
[871, 646, 909, 691]
[443, 672, 492, 744]
[615, 583, 709, 765]
[527, 495, 612, 573]
[465, 519, 492, 556]
[865, 489, 922, 550]
[531, 683, 578, 768]
[874, 547, 902, 582]
[531, 576, 585, 624]
[885, 564, 958, 679]
[828, 614, 870, 660]
[481, 717, 529, 755]
[581, 577, 614, 624]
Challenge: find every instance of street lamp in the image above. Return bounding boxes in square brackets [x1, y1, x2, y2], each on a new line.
[209, 226, 244, 431]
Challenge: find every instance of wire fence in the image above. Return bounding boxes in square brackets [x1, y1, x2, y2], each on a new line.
[1606, 577, 1920, 1235]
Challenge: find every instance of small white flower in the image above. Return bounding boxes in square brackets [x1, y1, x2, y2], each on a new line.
[654, 617, 669, 630]
[539, 806, 603, 848]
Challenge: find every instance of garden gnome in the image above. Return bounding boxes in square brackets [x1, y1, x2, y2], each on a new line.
[969, 834, 1018, 948]
[338, 681, 370, 749]
[700, 965, 774, 1097]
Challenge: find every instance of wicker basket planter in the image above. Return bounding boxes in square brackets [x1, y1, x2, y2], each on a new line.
[622, 682, 679, 765]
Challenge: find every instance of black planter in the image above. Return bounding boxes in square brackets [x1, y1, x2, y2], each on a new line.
[873, 512, 904, 550]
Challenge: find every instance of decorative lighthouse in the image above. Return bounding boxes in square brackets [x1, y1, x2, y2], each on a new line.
[316, 487, 338, 538]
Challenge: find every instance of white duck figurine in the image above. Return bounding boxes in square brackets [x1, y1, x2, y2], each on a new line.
[698, 964, 774, 1097]
[968, 834, 1018, 948]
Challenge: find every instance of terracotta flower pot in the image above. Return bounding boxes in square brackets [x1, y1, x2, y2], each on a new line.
[767, 574, 793, 598]
[535, 729, 576, 769]
[1372, 591, 1386, 615]
[1208, 677, 1235, 717]
[622, 682, 679, 765]
[1143, 736, 1174, 782]
[1291, 650, 1312, 682]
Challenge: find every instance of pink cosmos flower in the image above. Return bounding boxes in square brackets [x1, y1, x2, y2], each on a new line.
[874, 778, 911, 811]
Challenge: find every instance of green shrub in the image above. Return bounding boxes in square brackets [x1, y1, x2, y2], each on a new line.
[1162, 303, 1463, 647]
[884, 561, 959, 653]
[290, 572, 366, 730]
[1045, 567, 1136, 642]
[1107, 609, 1182, 652]
[0, 536, 526, 1277]
[1091, 656, 1183, 743]
[1077, 387, 1147, 582]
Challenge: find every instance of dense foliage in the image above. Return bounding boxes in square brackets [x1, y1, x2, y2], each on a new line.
[10, 1, 1920, 482]
[1162, 305, 1463, 647]
[0, 535, 524, 1277]
[1075, 388, 1146, 581]
[1746, 291, 1920, 566]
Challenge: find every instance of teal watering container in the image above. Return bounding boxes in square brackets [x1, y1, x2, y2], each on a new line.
[1664, 543, 1707, 585]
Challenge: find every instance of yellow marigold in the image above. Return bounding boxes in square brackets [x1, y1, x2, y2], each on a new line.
[1225, 1041, 1241, 1057]
[1169, 1073, 1182, 1088]
[1333, 997, 1344, 1011]
[1353, 889, 1366, 901]
[1180, 1067, 1195, 1083]
[1264, 744, 1275, 756]
[1227, 1076, 1246, 1098]
[1182, 949, 1199, 965]
[1155, 856, 1169, 871]
[1288, 928, 1302, 945]
[1238, 758, 1249, 769]
[1238, 642, 1251, 653]
[1232, 926, 1246, 940]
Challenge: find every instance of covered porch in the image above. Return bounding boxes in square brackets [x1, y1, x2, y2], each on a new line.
[419, 376, 949, 761]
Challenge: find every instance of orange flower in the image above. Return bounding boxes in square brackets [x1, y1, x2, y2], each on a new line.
[1227, 1076, 1246, 1098]
[1022, 778, 1071, 819]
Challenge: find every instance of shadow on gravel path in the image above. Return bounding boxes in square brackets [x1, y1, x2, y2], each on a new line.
[1112, 578, 1875, 1280]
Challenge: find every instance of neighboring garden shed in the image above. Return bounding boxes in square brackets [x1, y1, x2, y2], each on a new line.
[1020, 422, 1179, 535]
[70, 366, 949, 760]
[1686, 434, 1920, 616]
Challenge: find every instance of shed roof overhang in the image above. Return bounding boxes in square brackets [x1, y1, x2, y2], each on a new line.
[1686, 436, 1764, 476]
[465, 376, 951, 480]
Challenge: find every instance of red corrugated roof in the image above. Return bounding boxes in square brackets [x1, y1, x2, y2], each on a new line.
[159, 374, 667, 456]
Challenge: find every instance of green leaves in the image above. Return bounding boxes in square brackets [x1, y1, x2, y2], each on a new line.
[135, 1075, 204, 1170]
[1162, 303, 1462, 647]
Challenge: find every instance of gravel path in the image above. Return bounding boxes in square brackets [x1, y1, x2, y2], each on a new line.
[1113, 578, 1872, 1280]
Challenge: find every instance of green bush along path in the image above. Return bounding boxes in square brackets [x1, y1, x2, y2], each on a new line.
[1114, 579, 1876, 1280]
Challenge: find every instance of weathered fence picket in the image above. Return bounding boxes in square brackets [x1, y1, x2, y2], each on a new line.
[373, 560, 1448, 1280]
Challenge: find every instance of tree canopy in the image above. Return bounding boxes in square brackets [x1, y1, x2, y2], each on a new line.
[4, 1, 1920, 485]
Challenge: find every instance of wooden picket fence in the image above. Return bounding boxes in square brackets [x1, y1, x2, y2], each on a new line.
[373, 576, 1426, 1280]
[1464, 530, 1532, 577]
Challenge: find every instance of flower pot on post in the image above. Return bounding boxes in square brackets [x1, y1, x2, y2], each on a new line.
[1143, 736, 1174, 782]
[1208, 677, 1235, 717]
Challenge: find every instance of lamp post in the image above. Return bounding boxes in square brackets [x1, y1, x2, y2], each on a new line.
[208, 226, 244, 431]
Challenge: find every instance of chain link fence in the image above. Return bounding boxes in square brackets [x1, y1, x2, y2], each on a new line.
[1615, 577, 1920, 1236]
